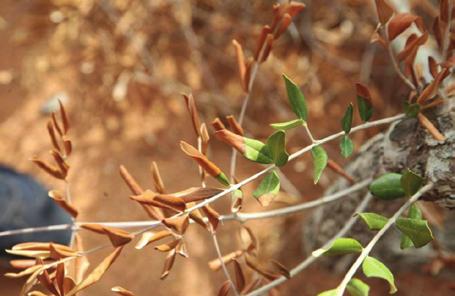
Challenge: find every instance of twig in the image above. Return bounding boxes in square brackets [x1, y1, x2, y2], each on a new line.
[336, 183, 434, 296]
[0, 114, 404, 238]
[246, 193, 374, 296]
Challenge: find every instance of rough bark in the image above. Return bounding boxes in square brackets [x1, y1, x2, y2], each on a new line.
[303, 101, 455, 270]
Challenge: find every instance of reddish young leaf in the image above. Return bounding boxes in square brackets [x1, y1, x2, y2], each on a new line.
[375, 0, 394, 24]
[428, 56, 438, 78]
[214, 129, 245, 154]
[388, 13, 418, 40]
[211, 117, 226, 131]
[226, 115, 244, 136]
[254, 25, 272, 61]
[47, 121, 61, 153]
[180, 141, 222, 178]
[58, 100, 70, 134]
[217, 280, 232, 296]
[232, 259, 246, 291]
[183, 94, 202, 137]
[274, 13, 292, 39]
[31, 158, 65, 180]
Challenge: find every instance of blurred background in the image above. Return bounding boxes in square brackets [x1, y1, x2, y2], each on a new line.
[0, 0, 453, 295]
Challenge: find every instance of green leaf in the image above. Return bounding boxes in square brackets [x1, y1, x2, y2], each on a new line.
[311, 145, 328, 184]
[356, 95, 373, 122]
[253, 170, 280, 199]
[400, 169, 423, 197]
[244, 138, 273, 164]
[399, 204, 423, 249]
[266, 131, 289, 167]
[283, 74, 308, 121]
[396, 217, 433, 248]
[312, 237, 363, 257]
[317, 289, 338, 296]
[341, 103, 354, 134]
[362, 256, 397, 294]
[404, 102, 420, 118]
[340, 135, 354, 158]
[369, 173, 405, 200]
[358, 212, 388, 231]
[270, 118, 305, 130]
[347, 278, 370, 296]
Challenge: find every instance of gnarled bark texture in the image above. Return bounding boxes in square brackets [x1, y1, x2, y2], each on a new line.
[304, 101, 455, 270]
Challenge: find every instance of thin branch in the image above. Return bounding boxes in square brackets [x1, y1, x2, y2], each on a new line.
[211, 230, 240, 296]
[336, 183, 434, 296]
[246, 193, 374, 296]
[0, 114, 404, 238]
[228, 178, 371, 222]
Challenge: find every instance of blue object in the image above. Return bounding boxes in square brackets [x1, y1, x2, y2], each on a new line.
[0, 165, 72, 258]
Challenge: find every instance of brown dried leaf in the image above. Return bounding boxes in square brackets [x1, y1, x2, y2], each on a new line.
[180, 141, 222, 178]
[440, 0, 450, 22]
[176, 240, 189, 258]
[182, 94, 202, 137]
[47, 121, 61, 153]
[226, 115, 244, 136]
[135, 230, 172, 249]
[58, 100, 69, 134]
[260, 34, 274, 63]
[63, 137, 72, 156]
[151, 161, 166, 194]
[388, 13, 419, 40]
[160, 249, 177, 280]
[416, 68, 449, 103]
[232, 39, 247, 91]
[397, 32, 428, 63]
[49, 190, 78, 218]
[274, 13, 292, 39]
[155, 239, 180, 252]
[208, 250, 243, 271]
[63, 277, 76, 294]
[200, 123, 210, 155]
[417, 201, 445, 229]
[214, 129, 245, 154]
[27, 292, 48, 296]
[37, 267, 60, 296]
[428, 56, 438, 78]
[103, 227, 134, 247]
[417, 113, 446, 141]
[245, 254, 278, 281]
[211, 117, 226, 131]
[173, 187, 222, 203]
[189, 210, 208, 229]
[31, 158, 65, 180]
[49, 243, 78, 259]
[240, 226, 258, 253]
[327, 159, 354, 184]
[4, 265, 42, 278]
[112, 286, 135, 296]
[66, 246, 124, 296]
[154, 194, 186, 212]
[8, 259, 37, 270]
[269, 259, 291, 279]
[162, 215, 190, 234]
[51, 113, 63, 136]
[241, 277, 262, 294]
[254, 25, 272, 62]
[55, 262, 65, 295]
[202, 205, 220, 230]
[232, 259, 246, 291]
[119, 165, 143, 195]
[375, 0, 394, 25]
[433, 17, 443, 48]
[74, 234, 89, 283]
[217, 280, 232, 296]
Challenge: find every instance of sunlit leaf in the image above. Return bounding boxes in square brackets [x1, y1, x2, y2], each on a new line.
[347, 278, 370, 296]
[340, 135, 354, 158]
[266, 131, 289, 166]
[369, 173, 405, 200]
[362, 256, 397, 294]
[358, 212, 388, 231]
[253, 171, 280, 201]
[312, 237, 363, 257]
[311, 145, 328, 184]
[283, 74, 308, 121]
[396, 217, 433, 248]
[244, 138, 273, 164]
[270, 118, 304, 131]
